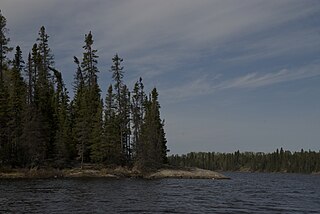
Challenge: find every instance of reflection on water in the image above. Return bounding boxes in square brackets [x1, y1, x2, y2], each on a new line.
[0, 172, 319, 213]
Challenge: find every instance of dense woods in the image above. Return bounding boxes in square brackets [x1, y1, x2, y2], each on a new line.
[169, 148, 320, 173]
[0, 11, 168, 171]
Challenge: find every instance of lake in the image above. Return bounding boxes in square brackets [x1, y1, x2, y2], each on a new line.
[0, 172, 319, 213]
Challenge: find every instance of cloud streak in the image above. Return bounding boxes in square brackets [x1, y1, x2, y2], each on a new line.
[2, 0, 319, 82]
[161, 62, 320, 102]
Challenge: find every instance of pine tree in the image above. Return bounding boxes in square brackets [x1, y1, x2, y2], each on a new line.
[50, 66, 73, 162]
[73, 32, 102, 167]
[31, 43, 39, 100]
[137, 88, 167, 170]
[0, 75, 9, 165]
[131, 78, 145, 161]
[110, 54, 124, 108]
[81, 31, 99, 87]
[37, 26, 54, 74]
[21, 108, 47, 167]
[90, 99, 104, 163]
[103, 85, 121, 164]
[0, 10, 12, 166]
[0, 10, 13, 81]
[110, 54, 131, 164]
[7, 46, 27, 166]
[120, 85, 131, 163]
[72, 56, 89, 168]
[35, 26, 56, 160]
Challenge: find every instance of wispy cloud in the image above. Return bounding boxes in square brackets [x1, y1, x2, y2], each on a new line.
[222, 28, 320, 63]
[161, 62, 320, 103]
[2, 0, 319, 81]
[2, 0, 320, 98]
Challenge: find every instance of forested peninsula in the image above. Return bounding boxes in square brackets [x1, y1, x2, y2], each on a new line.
[1, 11, 317, 179]
[0, 10, 170, 175]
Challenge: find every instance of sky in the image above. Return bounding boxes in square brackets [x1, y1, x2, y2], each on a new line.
[1, 0, 320, 154]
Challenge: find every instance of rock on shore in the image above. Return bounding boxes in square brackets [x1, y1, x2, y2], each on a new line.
[145, 168, 229, 179]
[0, 167, 229, 179]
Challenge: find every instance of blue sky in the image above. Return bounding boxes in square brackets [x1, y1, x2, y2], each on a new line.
[2, 0, 320, 154]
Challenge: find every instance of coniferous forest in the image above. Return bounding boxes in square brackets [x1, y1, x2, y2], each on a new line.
[0, 11, 168, 171]
[169, 148, 320, 173]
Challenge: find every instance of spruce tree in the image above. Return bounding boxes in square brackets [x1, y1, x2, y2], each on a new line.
[111, 54, 124, 108]
[7, 46, 27, 166]
[138, 88, 167, 170]
[50, 66, 73, 162]
[103, 85, 121, 164]
[73, 32, 102, 166]
[0, 10, 12, 81]
[0, 10, 12, 166]
[0, 74, 9, 165]
[81, 31, 99, 87]
[35, 26, 56, 159]
[90, 99, 104, 163]
[110, 54, 131, 164]
[21, 108, 47, 167]
[131, 78, 145, 161]
[120, 85, 131, 163]
[72, 56, 89, 168]
[31, 43, 39, 100]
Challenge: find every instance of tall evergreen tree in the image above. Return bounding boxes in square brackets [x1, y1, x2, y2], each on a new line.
[120, 85, 131, 163]
[31, 43, 39, 100]
[0, 72, 9, 165]
[137, 88, 167, 169]
[81, 31, 98, 87]
[50, 66, 73, 161]
[0, 10, 12, 81]
[73, 32, 102, 167]
[34, 26, 56, 160]
[21, 108, 47, 167]
[90, 99, 104, 163]
[110, 54, 132, 164]
[72, 56, 89, 168]
[7, 46, 27, 166]
[103, 85, 121, 164]
[110, 54, 124, 109]
[26, 53, 33, 104]
[0, 10, 12, 166]
[131, 77, 145, 161]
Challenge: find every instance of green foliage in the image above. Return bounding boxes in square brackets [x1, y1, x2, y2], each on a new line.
[0, 79, 9, 165]
[136, 88, 168, 170]
[109, 54, 132, 165]
[73, 32, 102, 167]
[0, 10, 13, 81]
[0, 10, 12, 165]
[103, 85, 122, 164]
[131, 78, 145, 161]
[7, 46, 27, 166]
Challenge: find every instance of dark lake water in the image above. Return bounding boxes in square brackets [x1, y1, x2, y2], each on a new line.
[0, 172, 319, 213]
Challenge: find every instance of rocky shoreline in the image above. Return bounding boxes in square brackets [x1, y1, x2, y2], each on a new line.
[0, 167, 229, 180]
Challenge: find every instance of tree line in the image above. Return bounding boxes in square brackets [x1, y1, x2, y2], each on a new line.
[0, 10, 168, 171]
[169, 148, 320, 173]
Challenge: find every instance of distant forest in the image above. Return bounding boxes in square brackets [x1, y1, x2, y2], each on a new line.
[0, 11, 168, 170]
[169, 148, 320, 173]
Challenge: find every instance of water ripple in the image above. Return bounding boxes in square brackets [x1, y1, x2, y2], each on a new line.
[0, 173, 319, 213]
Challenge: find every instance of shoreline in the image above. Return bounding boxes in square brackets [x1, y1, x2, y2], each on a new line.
[0, 167, 230, 180]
